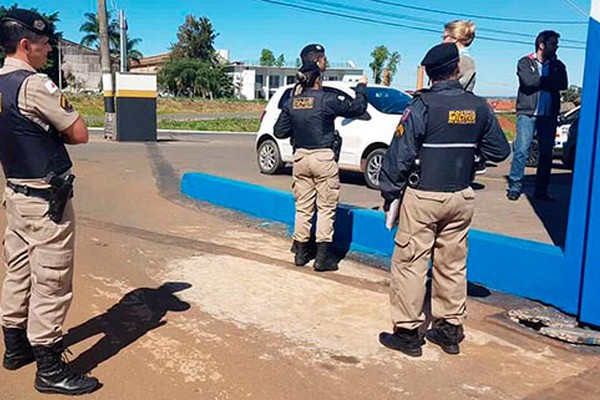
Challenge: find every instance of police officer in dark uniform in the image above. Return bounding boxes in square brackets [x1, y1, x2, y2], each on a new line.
[378, 43, 510, 357]
[274, 44, 368, 271]
[0, 9, 99, 394]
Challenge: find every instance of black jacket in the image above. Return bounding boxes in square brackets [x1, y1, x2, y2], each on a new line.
[516, 54, 568, 117]
[273, 83, 368, 149]
[380, 81, 511, 203]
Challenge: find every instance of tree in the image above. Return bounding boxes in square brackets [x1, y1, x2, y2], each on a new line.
[158, 58, 232, 99]
[161, 16, 231, 98]
[369, 45, 401, 85]
[79, 12, 143, 65]
[259, 49, 276, 66]
[295, 57, 301, 68]
[170, 15, 218, 62]
[275, 54, 285, 68]
[0, 4, 62, 84]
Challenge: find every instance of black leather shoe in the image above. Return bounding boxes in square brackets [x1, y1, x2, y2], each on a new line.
[3, 327, 35, 370]
[426, 321, 465, 355]
[293, 241, 312, 267]
[379, 328, 424, 357]
[33, 342, 100, 395]
[313, 242, 339, 272]
[534, 193, 556, 202]
[506, 191, 521, 201]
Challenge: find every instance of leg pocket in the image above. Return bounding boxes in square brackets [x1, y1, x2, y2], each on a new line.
[32, 248, 73, 297]
[393, 231, 416, 264]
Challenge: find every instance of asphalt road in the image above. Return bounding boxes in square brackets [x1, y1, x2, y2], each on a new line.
[136, 131, 573, 246]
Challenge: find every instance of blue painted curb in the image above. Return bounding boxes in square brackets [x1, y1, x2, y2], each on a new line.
[182, 172, 580, 314]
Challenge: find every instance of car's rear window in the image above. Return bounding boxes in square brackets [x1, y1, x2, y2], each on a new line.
[365, 87, 411, 115]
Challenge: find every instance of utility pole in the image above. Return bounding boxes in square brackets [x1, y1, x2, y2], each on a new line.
[416, 65, 425, 90]
[98, 0, 115, 138]
[119, 10, 128, 73]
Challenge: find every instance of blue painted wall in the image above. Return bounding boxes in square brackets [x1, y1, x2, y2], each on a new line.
[182, 172, 579, 314]
[578, 14, 600, 327]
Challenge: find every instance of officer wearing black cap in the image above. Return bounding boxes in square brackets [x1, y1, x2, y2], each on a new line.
[0, 9, 99, 395]
[378, 43, 510, 357]
[274, 44, 368, 272]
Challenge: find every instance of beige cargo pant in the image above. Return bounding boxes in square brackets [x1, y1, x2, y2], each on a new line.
[390, 187, 475, 330]
[292, 148, 340, 243]
[1, 187, 75, 346]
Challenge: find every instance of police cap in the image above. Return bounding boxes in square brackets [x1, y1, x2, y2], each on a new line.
[1, 9, 54, 37]
[421, 43, 459, 75]
[300, 43, 325, 63]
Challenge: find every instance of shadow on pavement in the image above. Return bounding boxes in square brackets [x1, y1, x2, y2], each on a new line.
[523, 168, 573, 248]
[64, 282, 192, 374]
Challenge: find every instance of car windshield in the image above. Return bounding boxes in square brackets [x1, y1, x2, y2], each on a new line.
[365, 87, 411, 115]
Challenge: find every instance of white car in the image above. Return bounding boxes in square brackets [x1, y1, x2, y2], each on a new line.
[255, 82, 412, 189]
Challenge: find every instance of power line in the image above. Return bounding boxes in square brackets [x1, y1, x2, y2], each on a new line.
[560, 0, 588, 18]
[367, 0, 588, 25]
[295, 0, 586, 45]
[258, 0, 586, 49]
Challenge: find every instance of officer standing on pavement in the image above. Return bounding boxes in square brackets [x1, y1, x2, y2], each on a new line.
[378, 43, 510, 357]
[274, 44, 368, 271]
[0, 9, 99, 395]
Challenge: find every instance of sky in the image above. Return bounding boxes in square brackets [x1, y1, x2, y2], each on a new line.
[11, 0, 593, 96]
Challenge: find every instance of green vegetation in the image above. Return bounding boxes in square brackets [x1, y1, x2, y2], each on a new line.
[158, 118, 259, 132]
[71, 95, 266, 118]
[88, 118, 258, 132]
[158, 15, 232, 98]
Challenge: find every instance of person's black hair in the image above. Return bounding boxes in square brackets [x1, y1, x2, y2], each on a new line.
[535, 30, 560, 51]
[0, 20, 46, 54]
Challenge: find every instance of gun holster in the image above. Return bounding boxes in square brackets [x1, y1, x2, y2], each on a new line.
[332, 130, 342, 162]
[44, 173, 75, 223]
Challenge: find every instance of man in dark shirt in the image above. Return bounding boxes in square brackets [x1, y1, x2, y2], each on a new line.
[507, 30, 568, 201]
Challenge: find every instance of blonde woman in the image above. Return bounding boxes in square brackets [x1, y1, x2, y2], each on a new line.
[443, 20, 476, 92]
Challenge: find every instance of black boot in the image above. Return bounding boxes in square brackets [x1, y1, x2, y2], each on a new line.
[3, 327, 35, 370]
[379, 328, 425, 357]
[293, 240, 312, 266]
[33, 341, 100, 395]
[425, 321, 465, 355]
[313, 242, 339, 272]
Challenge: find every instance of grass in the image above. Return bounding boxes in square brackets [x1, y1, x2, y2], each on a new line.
[158, 118, 259, 132]
[69, 94, 266, 118]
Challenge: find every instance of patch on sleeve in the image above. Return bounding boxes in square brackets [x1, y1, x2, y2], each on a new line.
[448, 110, 476, 125]
[292, 97, 315, 110]
[400, 107, 411, 123]
[395, 122, 405, 137]
[44, 79, 59, 95]
[60, 94, 74, 113]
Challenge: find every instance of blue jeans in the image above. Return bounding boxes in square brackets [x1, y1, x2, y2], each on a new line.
[508, 115, 557, 195]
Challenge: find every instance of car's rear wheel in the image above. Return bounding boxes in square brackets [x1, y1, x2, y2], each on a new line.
[257, 139, 284, 174]
[364, 148, 387, 190]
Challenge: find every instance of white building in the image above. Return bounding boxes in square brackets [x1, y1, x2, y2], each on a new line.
[225, 62, 364, 101]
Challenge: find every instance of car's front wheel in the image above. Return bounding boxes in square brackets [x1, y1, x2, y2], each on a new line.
[364, 148, 387, 190]
[257, 139, 284, 174]
[526, 138, 539, 168]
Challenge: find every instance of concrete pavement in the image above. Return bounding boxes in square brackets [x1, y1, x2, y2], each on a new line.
[0, 136, 594, 399]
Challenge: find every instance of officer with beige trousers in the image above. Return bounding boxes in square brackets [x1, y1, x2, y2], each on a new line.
[274, 44, 368, 271]
[0, 9, 99, 395]
[379, 43, 510, 357]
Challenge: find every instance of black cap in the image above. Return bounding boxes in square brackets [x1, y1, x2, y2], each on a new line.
[421, 43, 459, 75]
[300, 43, 325, 63]
[1, 9, 54, 37]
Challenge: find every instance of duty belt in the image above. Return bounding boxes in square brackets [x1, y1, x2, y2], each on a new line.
[7, 181, 56, 201]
